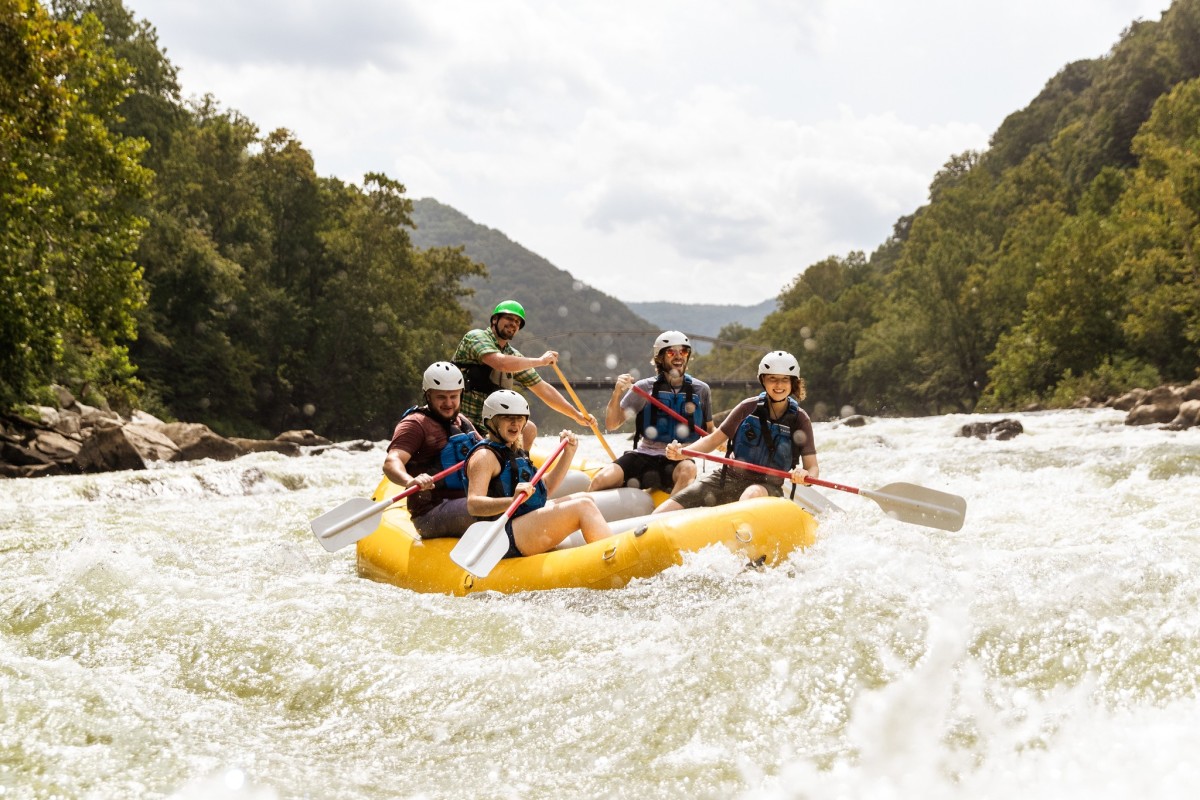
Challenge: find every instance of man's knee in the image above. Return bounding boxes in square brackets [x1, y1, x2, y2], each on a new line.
[587, 465, 624, 492]
[741, 484, 768, 500]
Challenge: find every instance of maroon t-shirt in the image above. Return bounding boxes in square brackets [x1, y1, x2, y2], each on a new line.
[388, 410, 478, 515]
[717, 396, 816, 455]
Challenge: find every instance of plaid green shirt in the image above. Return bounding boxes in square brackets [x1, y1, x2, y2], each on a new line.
[452, 327, 543, 427]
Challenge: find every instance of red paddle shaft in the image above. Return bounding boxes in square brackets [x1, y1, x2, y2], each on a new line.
[630, 383, 708, 438]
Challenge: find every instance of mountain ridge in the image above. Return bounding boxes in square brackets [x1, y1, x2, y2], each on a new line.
[408, 199, 772, 362]
[407, 198, 771, 370]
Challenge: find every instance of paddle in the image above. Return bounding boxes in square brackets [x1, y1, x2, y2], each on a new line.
[310, 461, 467, 552]
[552, 362, 616, 460]
[450, 437, 570, 578]
[680, 448, 966, 532]
[631, 383, 707, 438]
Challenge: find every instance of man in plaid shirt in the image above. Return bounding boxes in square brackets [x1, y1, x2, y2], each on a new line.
[452, 299, 594, 450]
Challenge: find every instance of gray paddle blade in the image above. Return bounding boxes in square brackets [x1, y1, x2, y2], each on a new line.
[310, 497, 386, 552]
[789, 483, 843, 517]
[450, 517, 511, 578]
[862, 482, 966, 532]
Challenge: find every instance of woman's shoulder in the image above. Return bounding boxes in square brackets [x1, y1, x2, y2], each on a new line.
[733, 395, 762, 411]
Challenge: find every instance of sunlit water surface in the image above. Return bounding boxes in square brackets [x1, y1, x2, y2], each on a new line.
[2, 409, 1198, 799]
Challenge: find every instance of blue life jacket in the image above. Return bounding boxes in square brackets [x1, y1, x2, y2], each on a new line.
[400, 406, 479, 491]
[468, 439, 548, 519]
[727, 393, 803, 476]
[633, 375, 705, 446]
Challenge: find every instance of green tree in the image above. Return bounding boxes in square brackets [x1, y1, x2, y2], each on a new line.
[1112, 76, 1200, 378]
[758, 251, 883, 415]
[851, 152, 1000, 413]
[1, 0, 150, 409]
[307, 173, 484, 439]
[983, 209, 1124, 406]
[130, 102, 266, 428]
[52, 0, 184, 171]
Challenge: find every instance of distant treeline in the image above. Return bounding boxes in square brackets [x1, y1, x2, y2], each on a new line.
[4, 0, 1199, 441]
[696, 0, 1200, 416]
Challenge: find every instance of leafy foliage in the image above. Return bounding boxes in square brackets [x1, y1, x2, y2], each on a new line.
[1, 0, 150, 409]
[7, 0, 1200, 438]
[4, 1, 485, 438]
[737, 0, 1200, 416]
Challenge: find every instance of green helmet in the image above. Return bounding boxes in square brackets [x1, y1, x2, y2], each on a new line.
[491, 300, 526, 329]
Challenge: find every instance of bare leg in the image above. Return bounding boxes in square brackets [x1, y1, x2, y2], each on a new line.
[739, 484, 770, 501]
[653, 498, 683, 514]
[511, 495, 613, 555]
[586, 463, 625, 492]
[670, 459, 697, 494]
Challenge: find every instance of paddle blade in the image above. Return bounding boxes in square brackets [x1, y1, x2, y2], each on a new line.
[450, 517, 512, 578]
[789, 483, 843, 517]
[861, 482, 966, 532]
[310, 497, 386, 552]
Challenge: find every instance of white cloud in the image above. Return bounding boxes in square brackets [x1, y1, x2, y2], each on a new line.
[124, 0, 1170, 304]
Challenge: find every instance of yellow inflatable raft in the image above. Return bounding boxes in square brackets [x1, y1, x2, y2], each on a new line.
[355, 456, 819, 595]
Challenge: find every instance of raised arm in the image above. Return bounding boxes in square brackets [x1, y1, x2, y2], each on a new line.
[603, 374, 635, 431]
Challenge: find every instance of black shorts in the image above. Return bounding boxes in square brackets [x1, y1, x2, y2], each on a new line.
[614, 451, 689, 492]
[502, 517, 522, 559]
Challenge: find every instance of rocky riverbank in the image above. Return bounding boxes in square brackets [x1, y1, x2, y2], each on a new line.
[3, 380, 1197, 479]
[953, 380, 1200, 441]
[1104, 381, 1200, 428]
[1, 387, 374, 479]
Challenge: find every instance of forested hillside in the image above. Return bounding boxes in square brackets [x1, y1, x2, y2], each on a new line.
[408, 199, 656, 382]
[3, 0, 482, 439]
[5, 0, 1198, 440]
[695, 0, 1200, 417]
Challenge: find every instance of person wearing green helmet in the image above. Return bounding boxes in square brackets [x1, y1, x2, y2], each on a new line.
[452, 299, 594, 449]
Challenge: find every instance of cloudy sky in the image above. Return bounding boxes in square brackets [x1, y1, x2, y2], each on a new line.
[122, 0, 1168, 306]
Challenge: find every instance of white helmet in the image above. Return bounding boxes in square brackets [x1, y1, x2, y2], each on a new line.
[758, 350, 799, 378]
[422, 361, 464, 392]
[653, 330, 691, 356]
[482, 389, 530, 422]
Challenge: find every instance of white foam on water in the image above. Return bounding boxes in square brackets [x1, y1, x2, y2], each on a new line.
[2, 409, 1198, 798]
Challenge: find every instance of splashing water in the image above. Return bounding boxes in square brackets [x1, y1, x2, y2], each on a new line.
[2, 409, 1198, 799]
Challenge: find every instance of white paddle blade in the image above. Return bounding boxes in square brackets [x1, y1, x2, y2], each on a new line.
[864, 482, 967, 532]
[788, 483, 843, 517]
[310, 497, 388, 552]
[450, 517, 512, 578]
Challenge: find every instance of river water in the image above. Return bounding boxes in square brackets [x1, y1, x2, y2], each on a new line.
[2, 409, 1198, 799]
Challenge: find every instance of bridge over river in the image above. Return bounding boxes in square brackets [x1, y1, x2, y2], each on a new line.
[531, 329, 770, 390]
